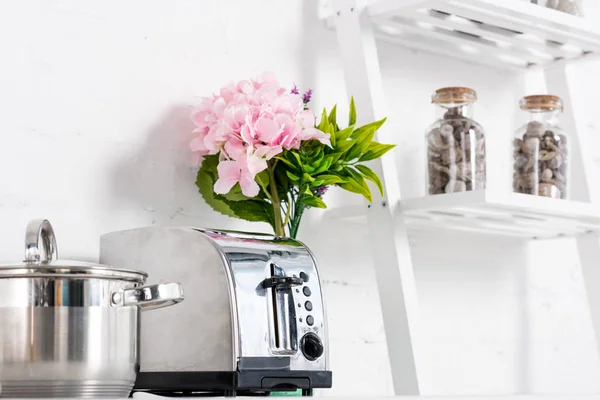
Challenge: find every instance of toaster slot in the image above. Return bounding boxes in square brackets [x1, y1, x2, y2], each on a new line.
[265, 263, 302, 354]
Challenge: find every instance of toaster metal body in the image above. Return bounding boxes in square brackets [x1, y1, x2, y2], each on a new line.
[100, 227, 331, 395]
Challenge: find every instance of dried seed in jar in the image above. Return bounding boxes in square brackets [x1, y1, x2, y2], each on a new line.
[453, 120, 471, 141]
[429, 185, 444, 195]
[541, 168, 553, 182]
[548, 153, 563, 169]
[440, 124, 454, 138]
[557, 134, 567, 148]
[476, 139, 485, 155]
[515, 154, 528, 170]
[450, 120, 464, 133]
[525, 156, 536, 172]
[559, 163, 567, 175]
[445, 180, 467, 193]
[539, 183, 561, 199]
[524, 121, 545, 139]
[429, 161, 450, 176]
[431, 174, 449, 190]
[551, 180, 566, 194]
[474, 128, 484, 140]
[448, 163, 458, 179]
[513, 138, 523, 153]
[464, 132, 475, 151]
[518, 173, 537, 188]
[428, 148, 441, 159]
[457, 163, 471, 181]
[523, 138, 539, 154]
[540, 151, 555, 162]
[441, 149, 459, 165]
[428, 130, 447, 150]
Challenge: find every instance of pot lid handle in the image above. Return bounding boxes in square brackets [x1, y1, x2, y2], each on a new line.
[24, 219, 58, 263]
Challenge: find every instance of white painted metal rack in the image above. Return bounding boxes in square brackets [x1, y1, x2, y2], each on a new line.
[326, 191, 600, 239]
[328, 0, 600, 395]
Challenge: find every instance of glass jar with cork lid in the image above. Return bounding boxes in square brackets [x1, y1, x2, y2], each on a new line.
[513, 95, 569, 199]
[426, 87, 486, 195]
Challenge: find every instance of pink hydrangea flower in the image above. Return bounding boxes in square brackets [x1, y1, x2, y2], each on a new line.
[214, 158, 260, 197]
[190, 73, 330, 197]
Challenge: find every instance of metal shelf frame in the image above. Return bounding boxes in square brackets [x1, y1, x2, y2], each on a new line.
[330, 0, 600, 395]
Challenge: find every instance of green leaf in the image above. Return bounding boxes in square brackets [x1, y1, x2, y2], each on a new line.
[225, 200, 275, 230]
[328, 104, 339, 133]
[330, 152, 345, 165]
[328, 104, 337, 125]
[286, 171, 300, 181]
[221, 183, 251, 202]
[256, 170, 270, 196]
[313, 156, 333, 175]
[195, 156, 236, 218]
[345, 126, 377, 161]
[310, 147, 325, 168]
[341, 168, 373, 202]
[275, 166, 292, 200]
[313, 174, 345, 186]
[358, 143, 396, 162]
[328, 123, 336, 147]
[334, 139, 356, 154]
[317, 108, 329, 131]
[356, 164, 384, 196]
[303, 173, 315, 183]
[349, 97, 357, 126]
[275, 155, 296, 169]
[288, 151, 303, 168]
[302, 195, 327, 209]
[302, 164, 315, 174]
[339, 180, 371, 203]
[335, 125, 355, 142]
[350, 117, 386, 139]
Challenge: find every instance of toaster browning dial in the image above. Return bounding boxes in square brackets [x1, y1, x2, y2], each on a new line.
[300, 332, 324, 361]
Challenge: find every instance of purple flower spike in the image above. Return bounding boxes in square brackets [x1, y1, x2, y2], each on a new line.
[290, 84, 299, 95]
[315, 186, 329, 197]
[302, 89, 313, 104]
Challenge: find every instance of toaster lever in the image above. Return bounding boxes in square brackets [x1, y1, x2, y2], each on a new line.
[262, 276, 303, 289]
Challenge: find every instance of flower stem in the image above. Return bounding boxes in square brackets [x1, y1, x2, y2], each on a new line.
[289, 187, 306, 239]
[268, 163, 285, 237]
[283, 195, 292, 226]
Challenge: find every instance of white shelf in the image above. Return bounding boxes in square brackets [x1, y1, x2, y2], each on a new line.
[332, 0, 600, 69]
[325, 191, 600, 239]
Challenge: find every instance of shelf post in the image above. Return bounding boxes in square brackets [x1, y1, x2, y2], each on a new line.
[331, 0, 422, 395]
[544, 62, 600, 361]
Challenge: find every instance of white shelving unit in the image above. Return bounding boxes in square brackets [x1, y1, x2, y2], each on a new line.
[326, 190, 600, 239]
[328, 0, 600, 395]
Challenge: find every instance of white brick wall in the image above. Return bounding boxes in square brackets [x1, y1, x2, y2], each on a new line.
[1, 0, 600, 396]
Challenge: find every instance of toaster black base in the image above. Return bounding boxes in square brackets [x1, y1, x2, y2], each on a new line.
[134, 370, 332, 397]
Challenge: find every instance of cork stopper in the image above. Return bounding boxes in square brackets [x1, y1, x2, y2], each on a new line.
[520, 95, 564, 112]
[432, 87, 477, 104]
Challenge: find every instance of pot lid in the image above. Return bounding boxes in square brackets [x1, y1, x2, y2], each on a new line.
[0, 219, 147, 282]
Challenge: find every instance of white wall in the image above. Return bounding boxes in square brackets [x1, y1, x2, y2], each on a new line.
[1, 0, 600, 396]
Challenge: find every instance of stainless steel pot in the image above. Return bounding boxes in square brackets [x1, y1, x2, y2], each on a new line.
[0, 219, 184, 398]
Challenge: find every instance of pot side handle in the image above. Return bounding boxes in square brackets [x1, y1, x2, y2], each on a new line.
[111, 283, 184, 311]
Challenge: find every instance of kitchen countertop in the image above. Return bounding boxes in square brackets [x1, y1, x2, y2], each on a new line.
[132, 394, 600, 400]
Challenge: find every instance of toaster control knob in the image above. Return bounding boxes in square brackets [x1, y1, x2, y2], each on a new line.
[301, 333, 324, 361]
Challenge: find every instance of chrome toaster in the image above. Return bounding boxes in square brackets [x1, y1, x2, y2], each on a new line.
[100, 227, 331, 396]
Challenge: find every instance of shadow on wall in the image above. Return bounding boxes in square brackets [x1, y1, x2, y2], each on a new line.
[108, 104, 272, 232]
[109, 105, 217, 228]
